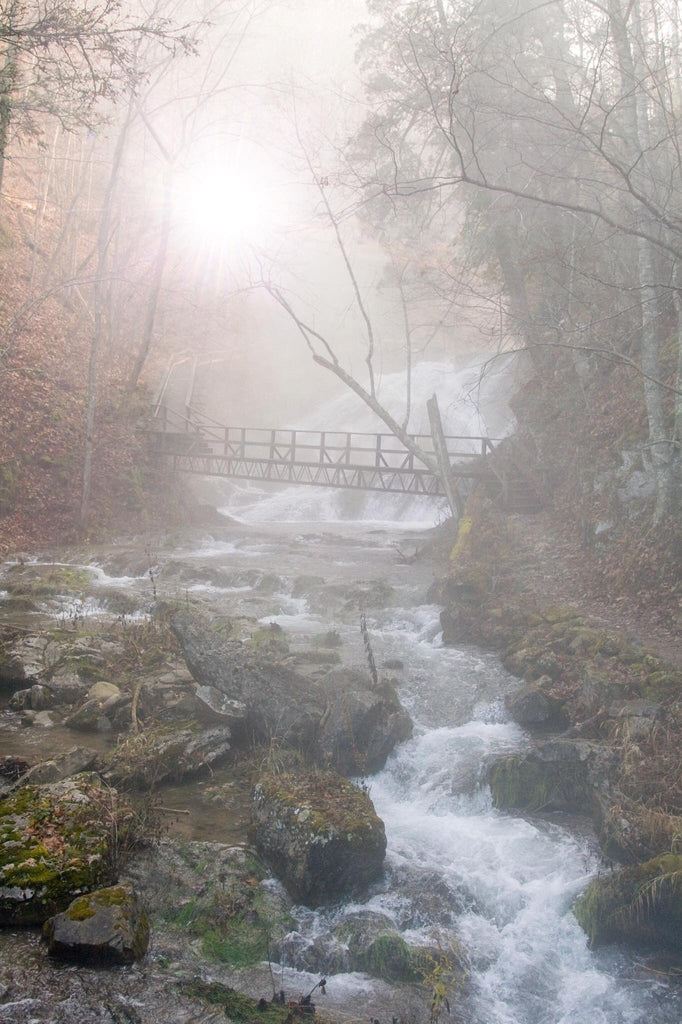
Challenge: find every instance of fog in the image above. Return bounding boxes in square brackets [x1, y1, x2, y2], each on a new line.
[4, 0, 680, 512]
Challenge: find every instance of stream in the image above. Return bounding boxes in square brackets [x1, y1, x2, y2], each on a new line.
[1, 496, 681, 1024]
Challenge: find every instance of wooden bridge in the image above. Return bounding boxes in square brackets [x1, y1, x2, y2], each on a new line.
[150, 406, 499, 499]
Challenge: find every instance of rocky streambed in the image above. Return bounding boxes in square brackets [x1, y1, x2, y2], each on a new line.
[1, 517, 681, 1024]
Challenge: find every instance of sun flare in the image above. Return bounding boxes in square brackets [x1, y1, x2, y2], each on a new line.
[175, 165, 274, 246]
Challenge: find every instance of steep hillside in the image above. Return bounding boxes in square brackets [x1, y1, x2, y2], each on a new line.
[0, 185, 172, 551]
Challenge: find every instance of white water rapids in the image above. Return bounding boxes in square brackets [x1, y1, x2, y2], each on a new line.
[194, 360, 678, 1024]
[1, 360, 679, 1022]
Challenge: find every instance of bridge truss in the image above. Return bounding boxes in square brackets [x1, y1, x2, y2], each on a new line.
[150, 407, 497, 498]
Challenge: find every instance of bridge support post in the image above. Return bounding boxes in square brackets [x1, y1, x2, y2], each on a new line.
[427, 394, 464, 520]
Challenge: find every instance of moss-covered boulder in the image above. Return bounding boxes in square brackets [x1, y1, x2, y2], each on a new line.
[43, 883, 149, 964]
[333, 911, 423, 982]
[488, 741, 597, 813]
[252, 769, 386, 906]
[574, 854, 682, 950]
[0, 776, 112, 925]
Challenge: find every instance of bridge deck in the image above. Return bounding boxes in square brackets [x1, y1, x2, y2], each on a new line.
[151, 407, 497, 497]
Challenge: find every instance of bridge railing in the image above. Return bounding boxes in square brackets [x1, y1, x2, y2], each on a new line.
[152, 406, 497, 469]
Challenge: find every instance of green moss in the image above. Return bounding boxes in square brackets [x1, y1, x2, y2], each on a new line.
[574, 854, 682, 950]
[311, 630, 342, 648]
[65, 896, 97, 921]
[5, 566, 94, 599]
[178, 980, 292, 1024]
[0, 782, 110, 925]
[246, 624, 289, 656]
[365, 932, 419, 982]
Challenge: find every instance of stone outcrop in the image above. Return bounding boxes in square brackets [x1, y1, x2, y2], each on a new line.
[43, 884, 149, 964]
[252, 769, 386, 906]
[169, 606, 413, 773]
[103, 723, 232, 788]
[168, 606, 324, 749]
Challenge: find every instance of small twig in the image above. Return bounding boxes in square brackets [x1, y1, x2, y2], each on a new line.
[157, 806, 191, 815]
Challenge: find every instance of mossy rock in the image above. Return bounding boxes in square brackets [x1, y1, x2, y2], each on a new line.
[252, 769, 386, 905]
[0, 777, 112, 925]
[4, 565, 95, 600]
[43, 883, 149, 964]
[488, 750, 591, 813]
[574, 854, 682, 951]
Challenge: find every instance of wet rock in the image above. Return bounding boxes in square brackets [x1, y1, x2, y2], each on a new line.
[32, 710, 57, 728]
[64, 698, 113, 733]
[505, 680, 568, 728]
[252, 769, 386, 906]
[333, 911, 413, 980]
[9, 688, 32, 711]
[332, 910, 459, 983]
[574, 854, 682, 951]
[318, 668, 413, 775]
[291, 575, 325, 599]
[21, 747, 99, 787]
[194, 684, 248, 724]
[104, 723, 232, 788]
[28, 683, 54, 710]
[43, 883, 149, 964]
[168, 605, 324, 748]
[488, 740, 603, 813]
[0, 635, 48, 692]
[0, 775, 113, 925]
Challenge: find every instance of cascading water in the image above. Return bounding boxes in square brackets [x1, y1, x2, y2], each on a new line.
[214, 359, 513, 526]
[2, 360, 679, 1023]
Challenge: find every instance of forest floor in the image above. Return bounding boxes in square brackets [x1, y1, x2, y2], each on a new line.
[503, 510, 682, 668]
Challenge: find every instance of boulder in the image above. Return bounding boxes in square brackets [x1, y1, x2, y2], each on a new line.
[104, 723, 232, 788]
[46, 671, 88, 705]
[20, 747, 99, 787]
[168, 606, 324, 749]
[488, 740, 600, 813]
[193, 684, 249, 725]
[252, 769, 386, 906]
[43, 884, 149, 964]
[87, 681, 121, 702]
[318, 668, 413, 775]
[333, 911, 421, 982]
[0, 635, 47, 692]
[169, 607, 413, 770]
[505, 680, 568, 728]
[0, 776, 112, 925]
[65, 698, 113, 733]
[574, 854, 682, 951]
